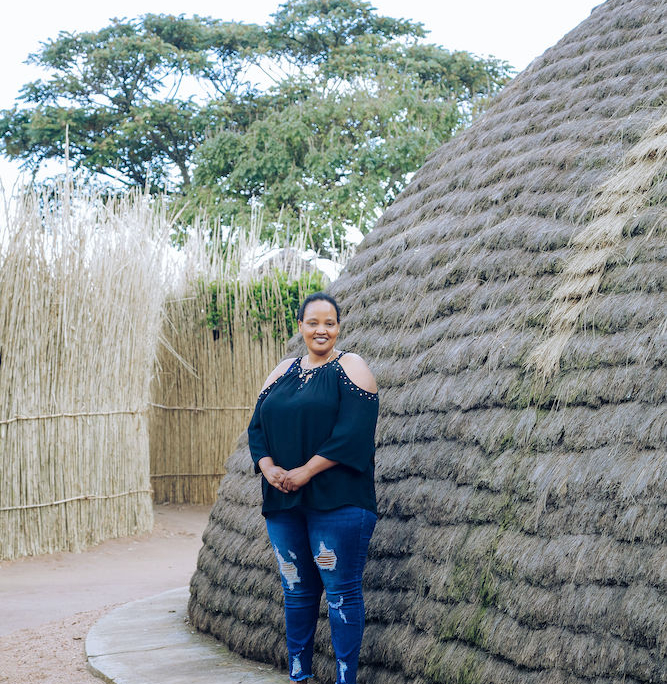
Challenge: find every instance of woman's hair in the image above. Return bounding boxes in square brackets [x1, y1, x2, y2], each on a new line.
[297, 292, 341, 323]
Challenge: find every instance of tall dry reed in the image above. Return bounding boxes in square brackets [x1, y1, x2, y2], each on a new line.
[0, 184, 168, 559]
[149, 211, 340, 504]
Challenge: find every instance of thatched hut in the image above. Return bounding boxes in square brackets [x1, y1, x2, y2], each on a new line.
[189, 1, 667, 681]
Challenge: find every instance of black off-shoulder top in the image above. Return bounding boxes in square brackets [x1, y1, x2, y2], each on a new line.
[247, 352, 378, 516]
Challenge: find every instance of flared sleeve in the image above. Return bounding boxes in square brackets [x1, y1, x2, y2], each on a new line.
[247, 388, 271, 473]
[314, 369, 379, 472]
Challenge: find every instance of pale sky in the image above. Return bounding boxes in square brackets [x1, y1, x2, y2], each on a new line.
[0, 0, 602, 193]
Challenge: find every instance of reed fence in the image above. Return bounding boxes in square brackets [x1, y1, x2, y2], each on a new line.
[0, 185, 168, 559]
[0, 184, 345, 557]
[149, 218, 333, 504]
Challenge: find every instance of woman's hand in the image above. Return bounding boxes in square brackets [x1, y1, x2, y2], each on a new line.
[282, 466, 313, 492]
[283, 455, 338, 492]
[258, 457, 289, 493]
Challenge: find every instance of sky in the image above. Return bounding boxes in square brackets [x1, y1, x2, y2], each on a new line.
[0, 0, 602, 194]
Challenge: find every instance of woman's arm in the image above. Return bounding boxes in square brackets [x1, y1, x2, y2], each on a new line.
[260, 357, 297, 391]
[282, 455, 337, 491]
[248, 357, 297, 490]
[337, 353, 377, 393]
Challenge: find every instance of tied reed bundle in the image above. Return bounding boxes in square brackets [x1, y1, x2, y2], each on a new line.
[0, 184, 168, 559]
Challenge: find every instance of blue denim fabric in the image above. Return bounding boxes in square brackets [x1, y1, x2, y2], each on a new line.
[265, 505, 377, 684]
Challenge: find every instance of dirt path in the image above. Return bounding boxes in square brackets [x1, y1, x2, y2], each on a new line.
[0, 503, 211, 684]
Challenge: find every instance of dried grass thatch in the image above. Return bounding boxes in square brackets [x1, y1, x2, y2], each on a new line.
[189, 1, 666, 681]
[0, 185, 168, 559]
[527, 112, 667, 381]
[149, 219, 332, 504]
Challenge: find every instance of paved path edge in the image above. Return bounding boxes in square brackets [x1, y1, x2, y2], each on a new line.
[85, 586, 290, 684]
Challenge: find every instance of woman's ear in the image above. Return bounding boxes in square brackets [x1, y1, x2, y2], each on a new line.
[297, 320, 303, 334]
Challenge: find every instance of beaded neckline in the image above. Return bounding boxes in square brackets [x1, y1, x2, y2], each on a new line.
[297, 351, 344, 385]
[257, 351, 377, 400]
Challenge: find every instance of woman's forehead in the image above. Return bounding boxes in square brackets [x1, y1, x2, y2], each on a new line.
[303, 300, 338, 318]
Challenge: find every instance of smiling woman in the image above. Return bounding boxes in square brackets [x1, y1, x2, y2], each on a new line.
[246, 291, 379, 684]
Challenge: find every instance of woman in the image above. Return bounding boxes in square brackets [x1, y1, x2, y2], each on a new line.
[247, 292, 378, 684]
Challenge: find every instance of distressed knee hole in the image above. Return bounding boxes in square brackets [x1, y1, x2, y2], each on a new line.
[338, 659, 348, 682]
[314, 541, 337, 570]
[274, 547, 300, 590]
[328, 595, 347, 623]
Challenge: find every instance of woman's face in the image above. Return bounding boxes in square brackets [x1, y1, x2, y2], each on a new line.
[298, 300, 340, 358]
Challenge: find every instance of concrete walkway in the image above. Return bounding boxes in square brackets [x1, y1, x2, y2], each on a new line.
[86, 587, 292, 684]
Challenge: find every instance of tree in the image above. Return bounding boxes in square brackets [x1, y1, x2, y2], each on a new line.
[1, 1, 513, 247]
[186, 0, 512, 248]
[0, 15, 265, 190]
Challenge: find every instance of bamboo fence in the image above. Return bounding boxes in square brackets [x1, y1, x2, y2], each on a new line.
[0, 185, 168, 559]
[149, 217, 334, 504]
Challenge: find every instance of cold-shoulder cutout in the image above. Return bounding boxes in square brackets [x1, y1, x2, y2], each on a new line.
[260, 357, 298, 392]
[337, 352, 378, 394]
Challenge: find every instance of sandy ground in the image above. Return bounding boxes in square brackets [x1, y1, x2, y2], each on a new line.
[0, 503, 211, 684]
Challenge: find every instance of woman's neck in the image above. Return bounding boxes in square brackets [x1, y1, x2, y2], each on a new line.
[304, 348, 337, 368]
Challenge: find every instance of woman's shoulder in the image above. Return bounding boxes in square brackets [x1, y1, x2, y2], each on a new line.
[336, 352, 377, 394]
[260, 357, 298, 392]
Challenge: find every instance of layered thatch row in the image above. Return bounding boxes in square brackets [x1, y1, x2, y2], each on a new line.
[528, 113, 667, 380]
[0, 188, 166, 559]
[149, 226, 329, 504]
[190, 0, 666, 681]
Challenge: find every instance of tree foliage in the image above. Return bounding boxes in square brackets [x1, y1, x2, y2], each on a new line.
[189, 1, 511, 246]
[1, 0, 513, 247]
[0, 15, 264, 189]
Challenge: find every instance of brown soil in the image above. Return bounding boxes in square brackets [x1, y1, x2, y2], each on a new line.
[0, 503, 211, 684]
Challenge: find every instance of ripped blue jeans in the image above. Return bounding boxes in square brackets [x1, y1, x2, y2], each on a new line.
[265, 505, 377, 684]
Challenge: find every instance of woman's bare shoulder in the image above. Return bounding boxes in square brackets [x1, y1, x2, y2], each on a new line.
[260, 357, 298, 392]
[337, 352, 377, 393]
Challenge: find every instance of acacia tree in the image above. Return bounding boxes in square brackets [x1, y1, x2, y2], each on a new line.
[0, 15, 264, 190]
[1, 1, 512, 246]
[186, 0, 512, 246]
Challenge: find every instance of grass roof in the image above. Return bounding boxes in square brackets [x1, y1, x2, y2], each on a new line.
[189, 1, 667, 681]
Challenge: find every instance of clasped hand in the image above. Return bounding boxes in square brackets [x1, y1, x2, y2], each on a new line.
[259, 459, 312, 493]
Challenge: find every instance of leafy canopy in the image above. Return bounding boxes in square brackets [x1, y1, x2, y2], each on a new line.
[0, 15, 264, 189]
[0, 1, 513, 247]
[189, 0, 512, 247]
